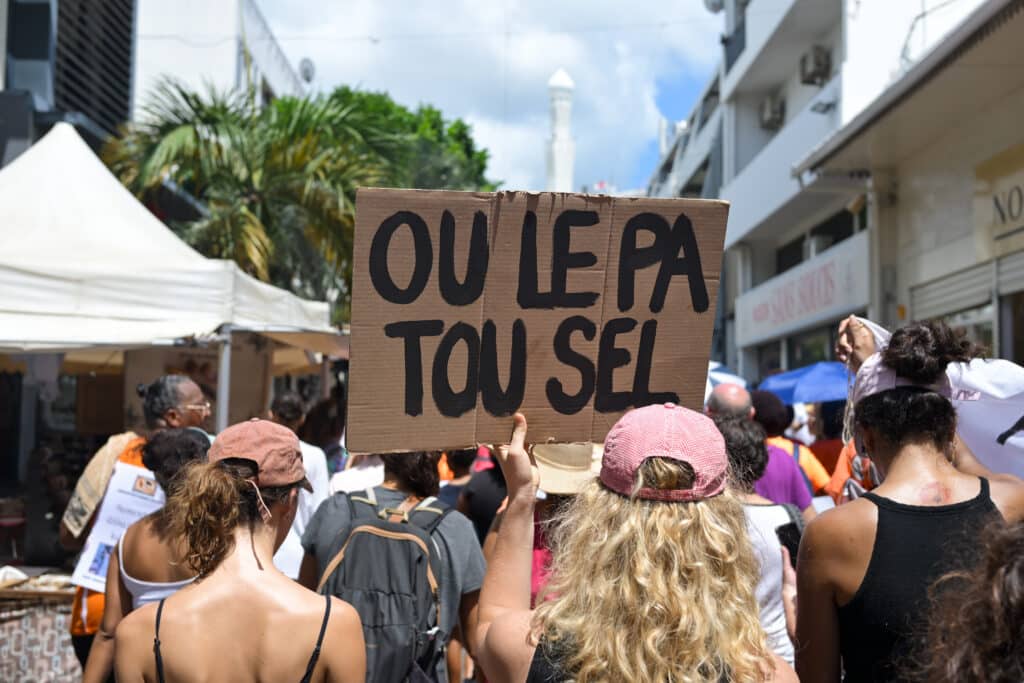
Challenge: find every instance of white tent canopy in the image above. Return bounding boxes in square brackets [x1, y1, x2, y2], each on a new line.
[0, 123, 334, 352]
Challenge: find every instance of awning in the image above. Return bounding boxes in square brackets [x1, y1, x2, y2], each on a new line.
[53, 327, 349, 377]
[0, 124, 334, 352]
[259, 331, 350, 359]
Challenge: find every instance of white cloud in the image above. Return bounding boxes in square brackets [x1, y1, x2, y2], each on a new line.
[260, 0, 721, 191]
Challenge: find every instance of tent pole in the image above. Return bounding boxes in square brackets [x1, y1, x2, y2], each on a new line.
[216, 328, 232, 433]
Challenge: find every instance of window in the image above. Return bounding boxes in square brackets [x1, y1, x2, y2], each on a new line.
[724, 13, 746, 72]
[757, 342, 782, 380]
[776, 236, 805, 275]
[810, 208, 855, 251]
[679, 159, 710, 199]
[790, 325, 835, 368]
[698, 81, 720, 131]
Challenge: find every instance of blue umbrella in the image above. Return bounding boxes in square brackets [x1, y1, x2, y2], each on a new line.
[759, 361, 852, 405]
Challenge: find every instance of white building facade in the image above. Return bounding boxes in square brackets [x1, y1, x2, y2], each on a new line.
[133, 0, 304, 120]
[648, 0, 1005, 380]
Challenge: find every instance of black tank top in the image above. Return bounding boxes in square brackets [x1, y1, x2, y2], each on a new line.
[526, 639, 569, 682]
[525, 637, 733, 681]
[837, 477, 997, 682]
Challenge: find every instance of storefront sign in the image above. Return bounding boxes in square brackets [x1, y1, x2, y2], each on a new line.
[70, 462, 164, 593]
[347, 189, 727, 452]
[976, 141, 1024, 258]
[735, 230, 869, 347]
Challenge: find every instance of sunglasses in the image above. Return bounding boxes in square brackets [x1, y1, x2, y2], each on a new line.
[182, 400, 213, 414]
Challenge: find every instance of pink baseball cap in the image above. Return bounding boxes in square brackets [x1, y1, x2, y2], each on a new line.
[599, 403, 728, 502]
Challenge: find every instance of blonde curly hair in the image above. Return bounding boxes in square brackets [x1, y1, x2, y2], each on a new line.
[532, 458, 772, 682]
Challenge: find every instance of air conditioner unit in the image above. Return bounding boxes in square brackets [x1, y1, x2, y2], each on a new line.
[800, 45, 832, 86]
[759, 94, 785, 131]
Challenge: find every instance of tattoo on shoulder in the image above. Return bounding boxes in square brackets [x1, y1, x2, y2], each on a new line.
[917, 482, 951, 505]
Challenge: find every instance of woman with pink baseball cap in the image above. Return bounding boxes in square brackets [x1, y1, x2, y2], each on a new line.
[472, 405, 797, 682]
[796, 321, 1024, 682]
[112, 419, 365, 683]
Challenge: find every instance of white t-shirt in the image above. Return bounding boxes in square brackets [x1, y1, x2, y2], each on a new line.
[328, 455, 385, 494]
[743, 503, 795, 665]
[273, 440, 329, 579]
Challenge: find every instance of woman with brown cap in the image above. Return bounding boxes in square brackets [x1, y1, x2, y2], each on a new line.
[113, 419, 365, 683]
[473, 406, 796, 682]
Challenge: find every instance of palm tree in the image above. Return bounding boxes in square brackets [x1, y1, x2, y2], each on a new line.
[104, 78, 396, 315]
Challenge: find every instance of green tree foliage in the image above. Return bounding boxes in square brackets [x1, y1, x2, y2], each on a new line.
[329, 86, 498, 191]
[104, 80, 495, 322]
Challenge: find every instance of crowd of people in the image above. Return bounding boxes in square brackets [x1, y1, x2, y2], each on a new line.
[61, 317, 1024, 682]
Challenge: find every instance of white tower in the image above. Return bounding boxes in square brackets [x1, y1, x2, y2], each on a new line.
[546, 68, 575, 192]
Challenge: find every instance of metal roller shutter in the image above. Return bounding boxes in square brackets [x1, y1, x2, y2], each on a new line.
[998, 250, 1024, 296]
[911, 262, 992, 321]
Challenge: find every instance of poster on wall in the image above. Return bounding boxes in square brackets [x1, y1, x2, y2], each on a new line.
[347, 188, 728, 453]
[70, 462, 165, 593]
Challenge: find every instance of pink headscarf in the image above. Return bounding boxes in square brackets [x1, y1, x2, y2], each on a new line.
[851, 352, 953, 405]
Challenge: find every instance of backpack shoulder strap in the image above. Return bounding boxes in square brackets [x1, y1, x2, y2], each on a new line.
[347, 488, 379, 521]
[407, 496, 452, 536]
[781, 503, 806, 535]
[789, 441, 813, 492]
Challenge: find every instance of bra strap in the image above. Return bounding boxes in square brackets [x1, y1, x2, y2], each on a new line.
[153, 598, 166, 683]
[300, 594, 332, 683]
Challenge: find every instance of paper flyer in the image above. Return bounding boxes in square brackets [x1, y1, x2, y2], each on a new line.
[70, 461, 165, 593]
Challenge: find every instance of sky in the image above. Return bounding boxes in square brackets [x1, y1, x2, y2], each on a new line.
[260, 1, 722, 193]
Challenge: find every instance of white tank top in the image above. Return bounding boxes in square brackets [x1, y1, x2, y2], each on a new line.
[743, 503, 796, 665]
[118, 534, 195, 609]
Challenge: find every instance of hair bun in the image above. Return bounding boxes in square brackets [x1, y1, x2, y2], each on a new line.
[882, 321, 980, 385]
[136, 383, 149, 398]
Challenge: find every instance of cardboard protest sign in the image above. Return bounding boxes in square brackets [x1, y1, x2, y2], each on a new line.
[348, 188, 727, 453]
[71, 461, 164, 592]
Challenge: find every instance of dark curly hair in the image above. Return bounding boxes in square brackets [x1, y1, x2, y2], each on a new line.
[920, 520, 1024, 682]
[380, 451, 442, 498]
[855, 322, 980, 451]
[714, 417, 769, 492]
[142, 428, 210, 491]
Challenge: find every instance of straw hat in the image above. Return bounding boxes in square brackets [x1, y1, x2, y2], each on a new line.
[533, 442, 603, 495]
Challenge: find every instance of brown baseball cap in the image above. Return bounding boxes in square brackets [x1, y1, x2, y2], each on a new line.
[209, 418, 312, 491]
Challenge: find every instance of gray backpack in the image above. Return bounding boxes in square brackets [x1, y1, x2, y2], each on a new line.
[317, 489, 452, 683]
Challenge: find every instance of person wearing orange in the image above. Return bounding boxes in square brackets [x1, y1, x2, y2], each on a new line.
[824, 441, 878, 504]
[61, 375, 208, 673]
[809, 400, 847, 474]
[752, 390, 831, 495]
